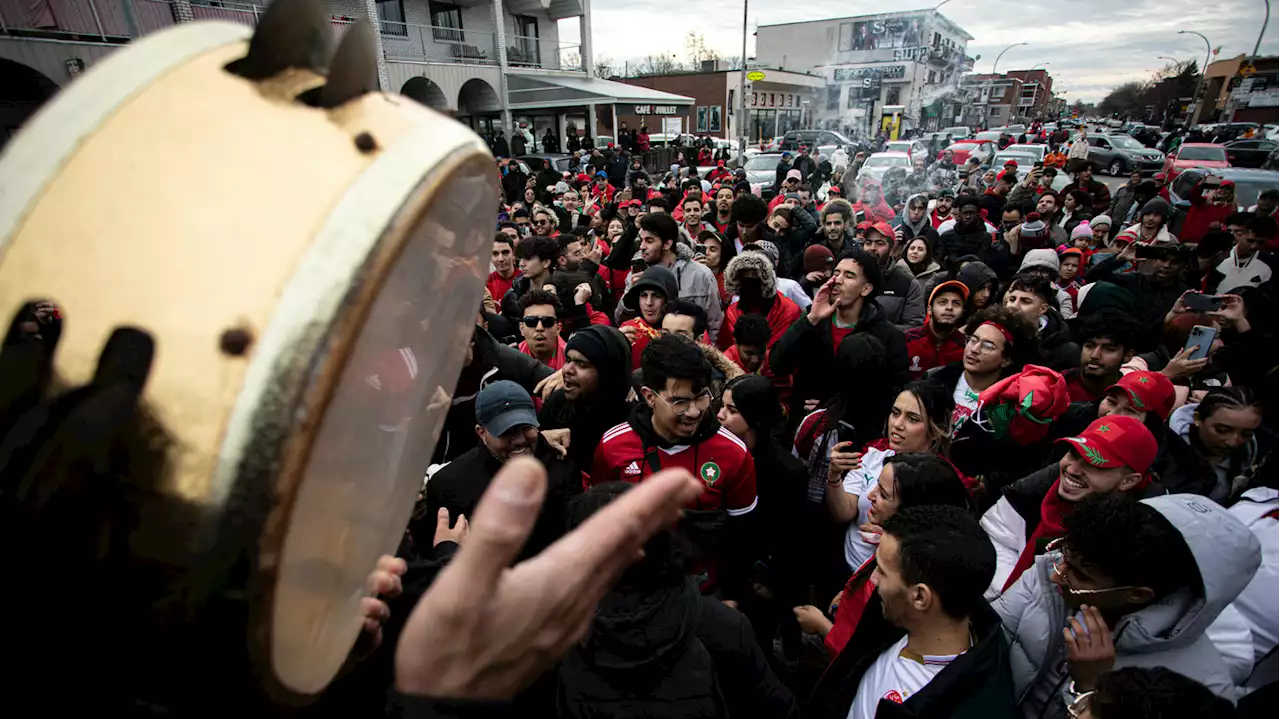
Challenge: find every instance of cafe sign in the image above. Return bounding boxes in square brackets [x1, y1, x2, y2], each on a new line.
[633, 104, 680, 115]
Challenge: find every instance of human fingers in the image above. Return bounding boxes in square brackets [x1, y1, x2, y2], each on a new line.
[1062, 626, 1080, 656]
[361, 596, 390, 631]
[368, 569, 403, 598]
[430, 458, 548, 606]
[377, 554, 408, 577]
[546, 469, 701, 599]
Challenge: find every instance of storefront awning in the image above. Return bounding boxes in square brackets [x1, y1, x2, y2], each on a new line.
[506, 74, 695, 110]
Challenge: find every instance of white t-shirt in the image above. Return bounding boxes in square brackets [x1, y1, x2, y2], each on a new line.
[841, 446, 892, 570]
[848, 635, 962, 718]
[952, 373, 981, 432]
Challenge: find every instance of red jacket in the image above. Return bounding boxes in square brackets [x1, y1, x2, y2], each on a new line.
[1181, 182, 1234, 243]
[904, 322, 965, 380]
[929, 209, 951, 229]
[486, 270, 520, 307]
[718, 293, 802, 350]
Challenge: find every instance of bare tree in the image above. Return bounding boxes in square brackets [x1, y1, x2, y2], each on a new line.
[685, 32, 720, 67]
[593, 56, 616, 79]
[634, 54, 683, 76]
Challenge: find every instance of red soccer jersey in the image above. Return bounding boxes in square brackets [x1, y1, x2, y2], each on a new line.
[904, 323, 965, 380]
[590, 421, 759, 517]
[486, 270, 520, 306]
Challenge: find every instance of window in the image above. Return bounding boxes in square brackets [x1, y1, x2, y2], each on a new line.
[989, 106, 1000, 116]
[827, 85, 840, 111]
[847, 88, 860, 109]
[376, 0, 406, 37]
[838, 23, 854, 51]
[513, 14, 539, 65]
[728, 89, 735, 115]
[430, 2, 464, 43]
[886, 86, 900, 105]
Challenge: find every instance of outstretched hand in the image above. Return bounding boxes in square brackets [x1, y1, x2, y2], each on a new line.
[395, 458, 702, 700]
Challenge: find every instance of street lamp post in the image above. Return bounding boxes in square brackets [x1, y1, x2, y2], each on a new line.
[992, 42, 1028, 74]
[737, 0, 748, 159]
[1255, 0, 1271, 56]
[1179, 30, 1212, 125]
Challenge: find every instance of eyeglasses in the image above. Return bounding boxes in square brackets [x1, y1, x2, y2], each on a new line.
[1047, 538, 1139, 596]
[649, 388, 713, 416]
[964, 334, 1001, 355]
[534, 219, 551, 226]
[522, 315, 558, 329]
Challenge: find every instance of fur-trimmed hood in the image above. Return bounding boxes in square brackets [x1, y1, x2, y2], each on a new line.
[723, 250, 777, 299]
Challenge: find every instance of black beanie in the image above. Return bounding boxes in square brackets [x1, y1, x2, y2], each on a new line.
[565, 325, 631, 403]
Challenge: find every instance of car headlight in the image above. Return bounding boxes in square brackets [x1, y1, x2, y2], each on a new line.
[0, 0, 494, 705]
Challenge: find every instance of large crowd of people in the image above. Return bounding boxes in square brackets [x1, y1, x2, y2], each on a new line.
[334, 124, 1280, 718]
[12, 119, 1276, 718]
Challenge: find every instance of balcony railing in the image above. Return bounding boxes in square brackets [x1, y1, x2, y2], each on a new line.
[0, 0, 584, 73]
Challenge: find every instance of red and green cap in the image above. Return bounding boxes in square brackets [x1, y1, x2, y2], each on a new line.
[1105, 371, 1176, 420]
[1057, 415, 1158, 473]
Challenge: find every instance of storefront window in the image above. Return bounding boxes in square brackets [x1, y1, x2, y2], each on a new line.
[749, 109, 776, 143]
[777, 109, 802, 136]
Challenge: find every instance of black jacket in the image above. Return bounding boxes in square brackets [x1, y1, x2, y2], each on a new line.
[558, 579, 798, 719]
[935, 222, 1006, 275]
[432, 327, 554, 464]
[416, 439, 581, 561]
[537, 325, 633, 473]
[1037, 309, 1079, 372]
[769, 300, 909, 421]
[1084, 256, 1189, 343]
[807, 599, 1017, 719]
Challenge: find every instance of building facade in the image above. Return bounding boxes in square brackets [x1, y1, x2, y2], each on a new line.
[612, 64, 825, 144]
[755, 9, 973, 137]
[0, 0, 692, 151]
[1196, 54, 1278, 125]
[1004, 68, 1054, 121]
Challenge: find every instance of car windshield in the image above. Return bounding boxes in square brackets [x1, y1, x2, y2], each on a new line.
[1008, 145, 1044, 155]
[745, 156, 779, 170]
[1109, 136, 1144, 149]
[1228, 178, 1279, 208]
[887, 142, 913, 151]
[865, 155, 911, 167]
[995, 153, 1037, 166]
[1180, 146, 1228, 161]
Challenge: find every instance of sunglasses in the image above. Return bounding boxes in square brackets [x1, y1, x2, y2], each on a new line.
[534, 219, 551, 226]
[522, 315, 557, 329]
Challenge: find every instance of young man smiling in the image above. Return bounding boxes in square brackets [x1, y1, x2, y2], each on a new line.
[591, 334, 758, 598]
[979, 415, 1160, 597]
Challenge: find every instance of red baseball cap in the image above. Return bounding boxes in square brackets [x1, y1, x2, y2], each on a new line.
[868, 221, 896, 240]
[1220, 179, 1236, 188]
[1104, 371, 1176, 420]
[1004, 159, 1019, 167]
[856, 220, 874, 231]
[928, 279, 970, 304]
[1057, 415, 1158, 474]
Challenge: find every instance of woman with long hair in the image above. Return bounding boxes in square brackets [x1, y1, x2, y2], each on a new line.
[693, 229, 737, 307]
[1163, 386, 1267, 503]
[902, 236, 942, 291]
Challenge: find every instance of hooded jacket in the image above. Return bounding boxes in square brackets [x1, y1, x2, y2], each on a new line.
[936, 217, 1000, 271]
[879, 259, 927, 331]
[769, 299, 909, 422]
[538, 325, 633, 474]
[1036, 309, 1079, 372]
[955, 261, 998, 301]
[558, 579, 798, 719]
[719, 251, 802, 350]
[993, 494, 1263, 716]
[1161, 403, 1261, 503]
[620, 245, 724, 343]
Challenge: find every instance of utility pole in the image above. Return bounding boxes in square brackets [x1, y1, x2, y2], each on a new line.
[738, 0, 748, 163]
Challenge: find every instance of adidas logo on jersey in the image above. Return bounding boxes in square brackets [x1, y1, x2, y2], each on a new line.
[623, 461, 642, 476]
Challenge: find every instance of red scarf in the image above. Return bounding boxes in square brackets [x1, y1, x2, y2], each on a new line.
[1002, 478, 1073, 592]
[825, 557, 878, 657]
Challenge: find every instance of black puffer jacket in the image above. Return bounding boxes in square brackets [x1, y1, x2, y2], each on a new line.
[1037, 309, 1079, 372]
[558, 579, 798, 719]
[538, 325, 633, 473]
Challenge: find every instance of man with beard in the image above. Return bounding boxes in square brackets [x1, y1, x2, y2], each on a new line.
[1070, 163, 1111, 216]
[417, 380, 580, 562]
[935, 195, 995, 269]
[591, 334, 759, 599]
[710, 185, 734, 234]
[861, 221, 925, 331]
[538, 325, 633, 474]
[807, 506, 1015, 719]
[679, 191, 715, 244]
[771, 248, 909, 420]
[815, 199, 857, 257]
[904, 280, 968, 379]
[927, 149, 958, 192]
[1061, 314, 1138, 403]
[929, 189, 955, 229]
[631, 212, 723, 343]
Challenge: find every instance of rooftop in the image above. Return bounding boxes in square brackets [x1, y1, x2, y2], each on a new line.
[757, 9, 973, 42]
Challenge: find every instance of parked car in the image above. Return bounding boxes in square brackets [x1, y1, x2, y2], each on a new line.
[857, 151, 913, 184]
[1004, 144, 1047, 161]
[991, 150, 1043, 173]
[743, 152, 783, 196]
[517, 153, 573, 174]
[1086, 134, 1165, 175]
[1223, 138, 1278, 169]
[1161, 143, 1230, 180]
[712, 137, 743, 163]
[1166, 166, 1279, 237]
[778, 129, 855, 158]
[941, 140, 996, 167]
[974, 130, 1004, 143]
[885, 139, 930, 164]
[940, 125, 972, 140]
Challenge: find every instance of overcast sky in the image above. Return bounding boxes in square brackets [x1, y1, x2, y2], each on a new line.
[563, 0, 1277, 103]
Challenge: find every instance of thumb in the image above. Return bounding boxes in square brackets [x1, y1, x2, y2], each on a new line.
[435, 507, 451, 534]
[430, 458, 547, 602]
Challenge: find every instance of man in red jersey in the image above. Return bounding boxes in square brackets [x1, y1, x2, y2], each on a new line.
[485, 233, 520, 304]
[591, 334, 757, 599]
[904, 280, 968, 380]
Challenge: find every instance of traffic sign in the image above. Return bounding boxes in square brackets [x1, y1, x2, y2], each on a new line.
[1240, 63, 1256, 77]
[746, 70, 766, 82]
